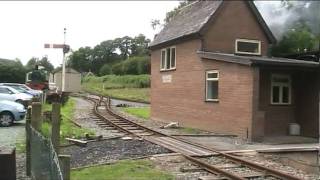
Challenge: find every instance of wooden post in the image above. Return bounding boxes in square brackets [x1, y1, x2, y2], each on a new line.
[25, 107, 32, 176]
[31, 102, 42, 131]
[51, 103, 61, 153]
[58, 155, 70, 180]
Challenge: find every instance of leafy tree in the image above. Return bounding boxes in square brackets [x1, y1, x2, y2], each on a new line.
[68, 46, 93, 73]
[25, 56, 54, 72]
[38, 56, 54, 72]
[0, 58, 26, 83]
[272, 23, 316, 56]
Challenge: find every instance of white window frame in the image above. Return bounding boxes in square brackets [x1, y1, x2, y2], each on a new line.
[205, 70, 219, 101]
[235, 38, 261, 55]
[160, 46, 176, 71]
[271, 74, 291, 105]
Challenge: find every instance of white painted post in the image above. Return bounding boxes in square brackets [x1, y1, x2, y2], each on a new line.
[62, 28, 66, 92]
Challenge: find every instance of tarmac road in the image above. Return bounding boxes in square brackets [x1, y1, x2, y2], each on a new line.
[0, 120, 25, 149]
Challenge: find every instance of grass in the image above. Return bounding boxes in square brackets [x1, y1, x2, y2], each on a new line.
[82, 74, 150, 103]
[180, 127, 204, 134]
[15, 140, 26, 154]
[122, 107, 150, 119]
[71, 159, 174, 180]
[41, 98, 94, 144]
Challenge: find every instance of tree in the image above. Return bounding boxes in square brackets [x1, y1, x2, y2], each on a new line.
[0, 58, 26, 83]
[272, 23, 316, 56]
[38, 56, 54, 73]
[68, 46, 93, 73]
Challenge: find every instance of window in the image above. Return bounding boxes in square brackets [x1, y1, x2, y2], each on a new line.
[0, 87, 12, 94]
[271, 75, 291, 105]
[160, 47, 176, 70]
[235, 39, 261, 55]
[206, 70, 219, 101]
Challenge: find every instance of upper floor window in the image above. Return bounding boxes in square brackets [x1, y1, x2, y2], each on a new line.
[235, 39, 261, 55]
[271, 74, 291, 105]
[206, 70, 219, 101]
[161, 47, 176, 71]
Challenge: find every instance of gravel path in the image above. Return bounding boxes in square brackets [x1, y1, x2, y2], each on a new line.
[61, 138, 171, 168]
[0, 121, 25, 149]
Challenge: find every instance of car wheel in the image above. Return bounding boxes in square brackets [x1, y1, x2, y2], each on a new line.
[0, 112, 14, 127]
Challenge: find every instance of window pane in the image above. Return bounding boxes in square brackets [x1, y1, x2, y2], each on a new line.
[237, 41, 259, 53]
[207, 81, 218, 100]
[161, 51, 166, 69]
[166, 48, 171, 69]
[282, 86, 289, 103]
[171, 48, 176, 68]
[272, 86, 280, 103]
[273, 77, 289, 83]
[207, 72, 218, 79]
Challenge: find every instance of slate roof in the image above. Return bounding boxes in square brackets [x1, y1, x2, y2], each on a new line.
[149, 1, 276, 49]
[198, 51, 319, 68]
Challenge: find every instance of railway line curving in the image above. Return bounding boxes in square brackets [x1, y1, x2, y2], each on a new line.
[83, 95, 303, 180]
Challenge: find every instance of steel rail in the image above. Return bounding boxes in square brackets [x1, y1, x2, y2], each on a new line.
[83, 95, 303, 180]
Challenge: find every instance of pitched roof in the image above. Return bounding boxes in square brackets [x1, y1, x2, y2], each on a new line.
[198, 51, 319, 68]
[149, 1, 276, 49]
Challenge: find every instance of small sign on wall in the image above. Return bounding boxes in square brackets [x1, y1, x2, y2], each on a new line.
[162, 75, 172, 83]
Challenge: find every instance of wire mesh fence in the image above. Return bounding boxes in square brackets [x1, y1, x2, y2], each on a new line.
[27, 124, 63, 180]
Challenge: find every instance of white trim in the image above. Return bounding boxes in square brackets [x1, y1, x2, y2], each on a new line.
[160, 46, 176, 71]
[270, 74, 291, 105]
[205, 70, 219, 101]
[235, 38, 261, 55]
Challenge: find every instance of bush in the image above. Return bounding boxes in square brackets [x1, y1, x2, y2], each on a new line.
[111, 56, 150, 75]
[99, 64, 112, 76]
[82, 74, 150, 89]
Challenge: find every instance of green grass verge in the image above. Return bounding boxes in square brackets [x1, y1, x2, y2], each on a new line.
[180, 127, 204, 134]
[82, 74, 150, 103]
[71, 159, 174, 180]
[122, 107, 150, 119]
[41, 98, 94, 144]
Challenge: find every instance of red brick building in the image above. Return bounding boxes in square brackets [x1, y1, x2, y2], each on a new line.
[149, 1, 319, 141]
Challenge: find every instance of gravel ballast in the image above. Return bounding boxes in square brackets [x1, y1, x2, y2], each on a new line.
[61, 138, 172, 168]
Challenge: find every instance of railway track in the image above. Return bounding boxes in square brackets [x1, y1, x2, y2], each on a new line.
[84, 95, 303, 180]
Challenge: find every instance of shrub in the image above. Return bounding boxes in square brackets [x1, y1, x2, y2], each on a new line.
[111, 56, 150, 75]
[99, 64, 112, 76]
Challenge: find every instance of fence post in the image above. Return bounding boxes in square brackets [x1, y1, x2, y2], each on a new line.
[25, 107, 32, 176]
[58, 155, 71, 180]
[51, 103, 61, 153]
[31, 102, 42, 131]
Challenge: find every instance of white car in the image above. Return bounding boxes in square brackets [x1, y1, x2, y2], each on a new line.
[0, 86, 33, 107]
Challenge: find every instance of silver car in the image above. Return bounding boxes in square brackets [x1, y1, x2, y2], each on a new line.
[0, 86, 33, 106]
[0, 100, 26, 126]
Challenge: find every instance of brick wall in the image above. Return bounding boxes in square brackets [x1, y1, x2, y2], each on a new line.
[151, 39, 254, 138]
[203, 1, 270, 56]
[259, 68, 318, 137]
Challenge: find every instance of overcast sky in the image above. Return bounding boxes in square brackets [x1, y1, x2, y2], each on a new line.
[0, 1, 179, 67]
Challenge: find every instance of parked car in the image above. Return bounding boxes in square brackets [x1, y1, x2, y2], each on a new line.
[0, 100, 26, 126]
[0, 86, 33, 107]
[0, 83, 43, 98]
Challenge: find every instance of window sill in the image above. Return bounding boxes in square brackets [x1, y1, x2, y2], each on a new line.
[270, 103, 291, 106]
[160, 68, 176, 72]
[205, 99, 219, 103]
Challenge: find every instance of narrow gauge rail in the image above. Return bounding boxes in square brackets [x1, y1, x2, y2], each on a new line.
[84, 95, 303, 180]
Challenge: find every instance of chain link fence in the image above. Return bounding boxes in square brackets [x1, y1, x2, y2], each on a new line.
[27, 124, 63, 180]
